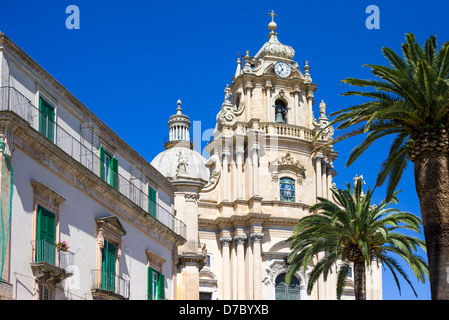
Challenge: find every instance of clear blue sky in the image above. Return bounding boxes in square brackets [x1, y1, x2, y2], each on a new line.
[2, 0, 449, 300]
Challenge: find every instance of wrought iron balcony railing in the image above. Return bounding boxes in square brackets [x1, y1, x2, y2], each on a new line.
[0, 86, 186, 238]
[30, 240, 75, 283]
[91, 269, 130, 300]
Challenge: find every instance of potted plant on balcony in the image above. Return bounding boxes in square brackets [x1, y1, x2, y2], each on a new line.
[55, 240, 69, 252]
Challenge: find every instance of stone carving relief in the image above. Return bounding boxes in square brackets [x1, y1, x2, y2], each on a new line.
[269, 152, 306, 183]
[313, 100, 334, 141]
[202, 154, 221, 192]
[217, 85, 245, 125]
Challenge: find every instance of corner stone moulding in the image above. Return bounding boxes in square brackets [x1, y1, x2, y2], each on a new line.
[202, 154, 221, 192]
[184, 193, 200, 202]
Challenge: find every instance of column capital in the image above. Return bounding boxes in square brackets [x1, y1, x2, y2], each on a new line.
[250, 232, 264, 243]
[235, 149, 245, 157]
[220, 236, 233, 247]
[221, 151, 231, 159]
[250, 145, 260, 153]
[234, 235, 247, 245]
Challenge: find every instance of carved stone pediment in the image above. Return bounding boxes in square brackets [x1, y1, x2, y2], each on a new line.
[269, 152, 306, 183]
[95, 216, 127, 246]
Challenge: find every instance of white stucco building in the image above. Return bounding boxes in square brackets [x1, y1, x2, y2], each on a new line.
[0, 31, 186, 300]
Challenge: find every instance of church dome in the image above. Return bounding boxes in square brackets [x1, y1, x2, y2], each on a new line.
[151, 146, 209, 182]
[151, 100, 209, 183]
[254, 14, 295, 61]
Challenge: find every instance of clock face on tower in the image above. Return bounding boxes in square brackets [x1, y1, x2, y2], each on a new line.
[274, 61, 291, 78]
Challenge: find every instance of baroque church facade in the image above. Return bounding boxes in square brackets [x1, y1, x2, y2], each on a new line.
[151, 15, 383, 300]
[0, 13, 382, 300]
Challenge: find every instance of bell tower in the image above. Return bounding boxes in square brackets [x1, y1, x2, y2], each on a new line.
[193, 12, 375, 301]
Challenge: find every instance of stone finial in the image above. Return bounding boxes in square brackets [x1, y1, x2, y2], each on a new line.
[304, 60, 312, 83]
[176, 99, 182, 114]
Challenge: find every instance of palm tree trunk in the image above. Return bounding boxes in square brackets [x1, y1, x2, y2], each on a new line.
[414, 152, 449, 300]
[353, 261, 366, 300]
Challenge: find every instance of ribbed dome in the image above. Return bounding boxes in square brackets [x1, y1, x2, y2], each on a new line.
[254, 18, 295, 60]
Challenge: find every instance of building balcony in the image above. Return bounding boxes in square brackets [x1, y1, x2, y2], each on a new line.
[90, 269, 130, 300]
[30, 240, 74, 286]
[0, 86, 186, 239]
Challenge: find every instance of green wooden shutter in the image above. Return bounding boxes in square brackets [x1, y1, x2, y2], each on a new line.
[39, 98, 55, 142]
[147, 267, 153, 300]
[36, 206, 56, 265]
[147, 267, 163, 300]
[158, 273, 165, 300]
[102, 241, 116, 292]
[111, 157, 118, 190]
[99, 146, 105, 180]
[148, 187, 157, 218]
[47, 104, 55, 142]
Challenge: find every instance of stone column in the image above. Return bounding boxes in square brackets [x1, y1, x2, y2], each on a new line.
[234, 235, 247, 300]
[292, 84, 301, 126]
[314, 155, 323, 199]
[251, 146, 259, 197]
[307, 90, 314, 128]
[245, 81, 253, 120]
[222, 151, 230, 201]
[251, 232, 264, 299]
[220, 236, 233, 300]
[265, 80, 273, 122]
[235, 149, 244, 199]
[321, 159, 327, 199]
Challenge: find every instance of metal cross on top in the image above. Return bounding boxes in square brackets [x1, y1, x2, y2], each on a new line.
[268, 10, 277, 22]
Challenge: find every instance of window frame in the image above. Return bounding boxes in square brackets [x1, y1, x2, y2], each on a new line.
[148, 267, 165, 300]
[146, 250, 166, 300]
[38, 97, 55, 142]
[99, 146, 118, 190]
[148, 186, 157, 218]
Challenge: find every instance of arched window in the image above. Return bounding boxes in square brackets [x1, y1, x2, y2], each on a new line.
[275, 99, 287, 124]
[280, 177, 295, 202]
[275, 273, 300, 300]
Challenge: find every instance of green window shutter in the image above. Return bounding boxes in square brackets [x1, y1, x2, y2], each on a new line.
[158, 273, 165, 300]
[47, 105, 55, 143]
[102, 241, 116, 292]
[36, 206, 56, 265]
[148, 267, 163, 300]
[148, 187, 157, 218]
[111, 157, 118, 190]
[147, 267, 153, 300]
[39, 98, 55, 142]
[99, 146, 105, 180]
[99, 147, 118, 190]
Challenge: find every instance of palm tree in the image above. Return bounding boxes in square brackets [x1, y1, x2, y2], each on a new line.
[285, 178, 428, 300]
[317, 33, 449, 299]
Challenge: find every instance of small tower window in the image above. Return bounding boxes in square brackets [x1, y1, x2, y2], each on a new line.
[275, 100, 287, 124]
[280, 177, 295, 202]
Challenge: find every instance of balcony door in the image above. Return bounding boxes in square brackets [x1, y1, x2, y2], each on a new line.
[102, 240, 116, 292]
[36, 206, 56, 265]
